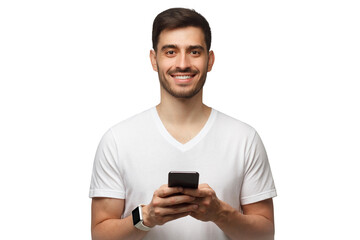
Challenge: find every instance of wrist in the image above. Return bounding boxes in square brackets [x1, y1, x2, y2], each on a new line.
[214, 201, 238, 226]
[141, 205, 155, 228]
[132, 205, 152, 231]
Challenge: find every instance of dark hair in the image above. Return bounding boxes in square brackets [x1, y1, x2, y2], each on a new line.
[152, 8, 211, 52]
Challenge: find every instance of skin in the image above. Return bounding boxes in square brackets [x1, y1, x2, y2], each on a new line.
[149, 26, 214, 143]
[91, 26, 275, 240]
[150, 27, 214, 100]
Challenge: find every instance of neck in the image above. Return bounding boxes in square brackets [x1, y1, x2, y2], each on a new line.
[156, 88, 211, 125]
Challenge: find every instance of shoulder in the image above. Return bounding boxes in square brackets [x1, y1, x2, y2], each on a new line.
[109, 107, 154, 134]
[213, 109, 257, 138]
[98, 107, 154, 145]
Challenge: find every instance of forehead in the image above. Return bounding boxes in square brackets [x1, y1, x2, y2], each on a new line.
[157, 26, 206, 49]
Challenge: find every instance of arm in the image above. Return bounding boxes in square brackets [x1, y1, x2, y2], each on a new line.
[215, 198, 274, 240]
[91, 198, 147, 240]
[91, 185, 198, 240]
[183, 184, 275, 240]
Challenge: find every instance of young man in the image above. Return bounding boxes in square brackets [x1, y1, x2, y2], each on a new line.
[90, 8, 277, 240]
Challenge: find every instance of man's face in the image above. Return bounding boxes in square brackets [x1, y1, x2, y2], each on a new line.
[150, 26, 214, 99]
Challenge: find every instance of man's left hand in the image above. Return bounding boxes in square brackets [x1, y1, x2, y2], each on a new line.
[181, 183, 224, 222]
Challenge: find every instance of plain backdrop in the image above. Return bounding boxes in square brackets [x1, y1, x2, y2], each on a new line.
[1, 0, 359, 239]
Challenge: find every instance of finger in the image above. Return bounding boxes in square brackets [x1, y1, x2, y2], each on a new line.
[161, 203, 198, 216]
[198, 183, 210, 189]
[162, 194, 196, 207]
[188, 197, 204, 205]
[155, 185, 183, 198]
[182, 188, 210, 198]
[153, 194, 195, 208]
[150, 204, 197, 222]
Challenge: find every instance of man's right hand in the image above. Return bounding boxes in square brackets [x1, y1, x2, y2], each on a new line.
[142, 184, 199, 227]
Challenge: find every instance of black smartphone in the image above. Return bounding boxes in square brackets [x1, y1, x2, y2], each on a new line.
[168, 171, 199, 189]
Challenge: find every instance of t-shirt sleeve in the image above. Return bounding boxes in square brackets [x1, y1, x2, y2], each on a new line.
[89, 129, 126, 199]
[240, 131, 277, 205]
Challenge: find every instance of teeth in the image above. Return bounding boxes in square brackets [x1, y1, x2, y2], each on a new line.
[174, 75, 192, 79]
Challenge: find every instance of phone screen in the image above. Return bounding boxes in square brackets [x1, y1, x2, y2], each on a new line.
[168, 171, 199, 189]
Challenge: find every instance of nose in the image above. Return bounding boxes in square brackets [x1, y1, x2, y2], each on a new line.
[175, 52, 191, 70]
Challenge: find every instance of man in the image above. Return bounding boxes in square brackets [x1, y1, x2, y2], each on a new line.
[89, 8, 277, 240]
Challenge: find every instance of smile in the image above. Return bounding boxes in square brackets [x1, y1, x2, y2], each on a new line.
[172, 75, 193, 79]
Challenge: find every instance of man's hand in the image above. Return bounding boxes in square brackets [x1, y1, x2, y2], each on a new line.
[142, 184, 199, 227]
[183, 184, 275, 240]
[182, 183, 224, 222]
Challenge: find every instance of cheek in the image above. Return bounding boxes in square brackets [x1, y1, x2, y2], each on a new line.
[158, 61, 175, 73]
[194, 59, 209, 70]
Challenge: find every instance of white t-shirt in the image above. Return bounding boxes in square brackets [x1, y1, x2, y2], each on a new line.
[89, 107, 277, 240]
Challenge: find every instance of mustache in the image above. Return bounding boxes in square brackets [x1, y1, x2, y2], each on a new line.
[168, 68, 199, 75]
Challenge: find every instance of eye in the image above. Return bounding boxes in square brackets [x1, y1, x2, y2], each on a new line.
[191, 50, 200, 55]
[166, 50, 175, 55]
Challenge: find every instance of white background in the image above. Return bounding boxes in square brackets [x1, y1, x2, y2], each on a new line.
[1, 0, 359, 239]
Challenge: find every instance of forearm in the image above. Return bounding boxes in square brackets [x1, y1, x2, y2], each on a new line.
[92, 215, 148, 240]
[214, 201, 274, 240]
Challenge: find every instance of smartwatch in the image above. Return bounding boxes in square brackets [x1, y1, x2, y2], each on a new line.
[132, 205, 152, 231]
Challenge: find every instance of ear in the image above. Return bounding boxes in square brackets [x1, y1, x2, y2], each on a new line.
[207, 50, 215, 72]
[150, 50, 158, 72]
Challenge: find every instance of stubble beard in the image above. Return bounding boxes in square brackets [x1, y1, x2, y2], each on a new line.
[158, 67, 207, 99]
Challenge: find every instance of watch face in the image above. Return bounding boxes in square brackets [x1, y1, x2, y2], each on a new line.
[132, 207, 141, 225]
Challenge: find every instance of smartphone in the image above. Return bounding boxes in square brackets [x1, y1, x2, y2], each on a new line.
[168, 171, 199, 189]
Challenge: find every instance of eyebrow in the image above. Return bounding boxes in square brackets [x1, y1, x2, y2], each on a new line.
[160, 44, 205, 52]
[188, 45, 205, 51]
[161, 44, 178, 52]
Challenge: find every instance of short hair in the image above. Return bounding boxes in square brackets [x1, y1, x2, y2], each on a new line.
[152, 8, 212, 52]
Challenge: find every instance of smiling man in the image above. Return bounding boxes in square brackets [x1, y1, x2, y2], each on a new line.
[152, 26, 213, 99]
[90, 8, 277, 240]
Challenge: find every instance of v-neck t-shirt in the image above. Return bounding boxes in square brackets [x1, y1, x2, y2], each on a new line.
[89, 107, 277, 240]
